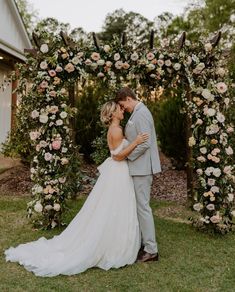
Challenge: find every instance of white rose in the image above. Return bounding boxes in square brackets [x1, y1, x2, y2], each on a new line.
[44, 152, 52, 161]
[213, 168, 221, 177]
[225, 146, 233, 155]
[231, 210, 235, 217]
[40, 61, 48, 70]
[206, 124, 220, 135]
[34, 201, 43, 213]
[173, 63, 181, 71]
[200, 147, 207, 154]
[45, 205, 53, 211]
[60, 111, 68, 119]
[61, 157, 69, 165]
[59, 177, 66, 183]
[227, 127, 234, 133]
[114, 53, 120, 61]
[228, 193, 234, 202]
[211, 186, 219, 193]
[210, 215, 221, 224]
[206, 204, 215, 211]
[223, 165, 232, 175]
[157, 59, 164, 67]
[39, 140, 47, 148]
[146, 64, 155, 71]
[205, 167, 214, 176]
[207, 178, 215, 186]
[85, 59, 92, 65]
[40, 44, 49, 53]
[165, 59, 172, 67]
[90, 63, 98, 70]
[71, 56, 81, 65]
[106, 61, 112, 67]
[224, 98, 230, 107]
[103, 45, 111, 53]
[39, 114, 49, 124]
[31, 110, 39, 119]
[29, 131, 40, 141]
[51, 220, 57, 228]
[131, 52, 139, 61]
[216, 82, 227, 94]
[97, 59, 105, 66]
[62, 147, 68, 153]
[207, 108, 216, 117]
[197, 156, 206, 162]
[196, 169, 203, 175]
[196, 119, 203, 125]
[97, 72, 104, 78]
[55, 65, 63, 72]
[216, 112, 225, 123]
[56, 119, 63, 126]
[115, 61, 123, 69]
[53, 203, 61, 211]
[193, 203, 203, 212]
[202, 89, 214, 101]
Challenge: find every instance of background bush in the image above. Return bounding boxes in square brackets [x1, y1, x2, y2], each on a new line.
[148, 90, 187, 169]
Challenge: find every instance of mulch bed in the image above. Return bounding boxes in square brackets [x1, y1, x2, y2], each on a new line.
[0, 152, 187, 203]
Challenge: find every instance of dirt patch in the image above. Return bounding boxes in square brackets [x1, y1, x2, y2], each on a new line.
[0, 164, 32, 195]
[0, 152, 187, 203]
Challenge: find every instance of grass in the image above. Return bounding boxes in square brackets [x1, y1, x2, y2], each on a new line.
[0, 195, 235, 292]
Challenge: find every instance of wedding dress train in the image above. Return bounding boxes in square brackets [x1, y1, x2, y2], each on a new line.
[5, 139, 140, 277]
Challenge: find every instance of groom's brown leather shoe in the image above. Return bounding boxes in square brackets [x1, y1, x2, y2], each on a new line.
[137, 252, 159, 263]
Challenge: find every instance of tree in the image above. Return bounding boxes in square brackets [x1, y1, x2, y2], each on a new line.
[99, 9, 154, 47]
[15, 0, 38, 34]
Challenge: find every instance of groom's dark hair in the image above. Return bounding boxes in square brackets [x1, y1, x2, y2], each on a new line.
[115, 87, 137, 101]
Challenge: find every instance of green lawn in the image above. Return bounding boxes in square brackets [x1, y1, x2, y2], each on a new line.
[0, 195, 235, 292]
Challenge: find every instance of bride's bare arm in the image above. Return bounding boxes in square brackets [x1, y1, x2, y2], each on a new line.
[111, 132, 149, 161]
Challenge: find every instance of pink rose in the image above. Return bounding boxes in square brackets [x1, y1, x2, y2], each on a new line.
[40, 80, 48, 88]
[52, 140, 61, 150]
[49, 91, 57, 97]
[48, 70, 56, 77]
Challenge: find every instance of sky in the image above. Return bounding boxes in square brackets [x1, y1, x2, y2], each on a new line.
[29, 0, 191, 33]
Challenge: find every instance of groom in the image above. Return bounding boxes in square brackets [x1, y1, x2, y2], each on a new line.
[114, 87, 161, 262]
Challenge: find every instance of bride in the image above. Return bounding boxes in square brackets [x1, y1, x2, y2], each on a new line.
[5, 101, 149, 277]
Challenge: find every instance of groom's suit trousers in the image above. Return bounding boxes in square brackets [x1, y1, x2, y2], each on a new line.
[132, 175, 158, 254]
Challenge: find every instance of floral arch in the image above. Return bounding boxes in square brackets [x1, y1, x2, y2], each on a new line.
[13, 30, 234, 233]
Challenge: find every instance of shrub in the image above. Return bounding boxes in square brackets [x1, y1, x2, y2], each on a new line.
[151, 93, 187, 169]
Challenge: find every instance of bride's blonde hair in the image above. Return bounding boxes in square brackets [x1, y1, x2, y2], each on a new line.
[100, 101, 118, 126]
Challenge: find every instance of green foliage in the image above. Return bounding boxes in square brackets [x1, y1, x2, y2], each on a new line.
[91, 128, 109, 165]
[75, 84, 104, 160]
[99, 9, 154, 48]
[15, 0, 38, 34]
[153, 92, 187, 169]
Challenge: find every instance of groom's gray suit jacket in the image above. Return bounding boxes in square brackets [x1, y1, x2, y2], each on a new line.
[125, 102, 161, 176]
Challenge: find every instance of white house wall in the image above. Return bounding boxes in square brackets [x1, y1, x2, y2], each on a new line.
[0, 0, 31, 60]
[0, 65, 12, 149]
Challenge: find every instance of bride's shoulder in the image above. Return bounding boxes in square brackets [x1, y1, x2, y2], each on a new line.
[108, 125, 123, 138]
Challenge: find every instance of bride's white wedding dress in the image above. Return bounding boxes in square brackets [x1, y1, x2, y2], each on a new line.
[5, 139, 140, 277]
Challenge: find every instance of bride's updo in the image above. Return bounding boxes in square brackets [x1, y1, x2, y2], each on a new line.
[100, 101, 118, 126]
